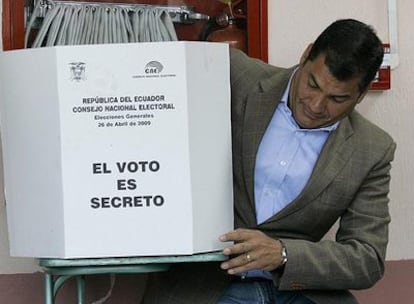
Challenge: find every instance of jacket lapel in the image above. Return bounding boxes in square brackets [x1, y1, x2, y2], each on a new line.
[266, 116, 355, 222]
[241, 68, 294, 217]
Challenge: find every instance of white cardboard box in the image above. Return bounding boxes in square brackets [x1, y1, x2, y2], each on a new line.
[0, 42, 233, 258]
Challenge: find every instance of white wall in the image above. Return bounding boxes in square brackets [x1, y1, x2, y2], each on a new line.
[269, 0, 414, 260]
[0, 0, 412, 275]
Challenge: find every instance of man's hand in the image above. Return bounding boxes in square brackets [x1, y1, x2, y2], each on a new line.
[219, 228, 283, 275]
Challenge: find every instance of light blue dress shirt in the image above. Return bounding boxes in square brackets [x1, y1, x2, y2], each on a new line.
[247, 70, 338, 279]
[254, 71, 338, 224]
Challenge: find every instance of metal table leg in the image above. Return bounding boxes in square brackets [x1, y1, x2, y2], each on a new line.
[76, 275, 86, 304]
[44, 273, 55, 304]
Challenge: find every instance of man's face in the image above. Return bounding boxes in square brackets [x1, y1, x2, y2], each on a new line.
[289, 49, 367, 129]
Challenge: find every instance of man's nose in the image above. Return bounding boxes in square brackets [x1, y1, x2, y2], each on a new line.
[309, 94, 328, 113]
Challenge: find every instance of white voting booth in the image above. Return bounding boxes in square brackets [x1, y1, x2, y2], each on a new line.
[0, 41, 233, 258]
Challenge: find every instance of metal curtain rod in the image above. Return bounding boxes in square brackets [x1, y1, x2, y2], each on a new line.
[30, 0, 210, 24]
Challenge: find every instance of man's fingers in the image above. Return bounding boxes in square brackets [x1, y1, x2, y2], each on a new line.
[222, 241, 251, 256]
[221, 253, 259, 274]
[220, 228, 255, 242]
[220, 229, 283, 273]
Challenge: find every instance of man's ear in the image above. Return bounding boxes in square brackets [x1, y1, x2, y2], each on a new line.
[357, 89, 369, 104]
[300, 43, 313, 65]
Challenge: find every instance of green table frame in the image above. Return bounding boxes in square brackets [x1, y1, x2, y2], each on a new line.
[39, 252, 227, 304]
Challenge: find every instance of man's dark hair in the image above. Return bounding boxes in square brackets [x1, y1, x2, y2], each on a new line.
[306, 19, 384, 92]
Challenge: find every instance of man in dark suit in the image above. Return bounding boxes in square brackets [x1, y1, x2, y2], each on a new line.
[143, 19, 396, 304]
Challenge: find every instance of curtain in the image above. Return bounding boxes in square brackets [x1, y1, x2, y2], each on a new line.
[26, 0, 178, 48]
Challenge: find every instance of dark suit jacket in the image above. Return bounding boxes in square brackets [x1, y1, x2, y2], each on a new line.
[143, 49, 396, 304]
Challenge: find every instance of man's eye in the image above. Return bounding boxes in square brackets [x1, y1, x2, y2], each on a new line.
[308, 81, 317, 88]
[331, 96, 348, 103]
